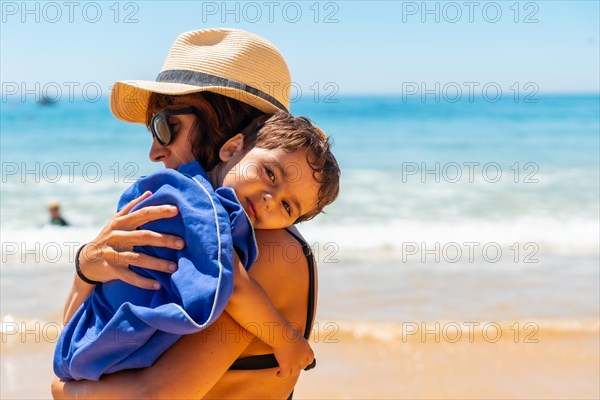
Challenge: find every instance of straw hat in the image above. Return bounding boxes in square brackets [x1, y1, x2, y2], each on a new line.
[110, 28, 291, 124]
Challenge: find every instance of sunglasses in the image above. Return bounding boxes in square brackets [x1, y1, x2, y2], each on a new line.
[149, 107, 197, 146]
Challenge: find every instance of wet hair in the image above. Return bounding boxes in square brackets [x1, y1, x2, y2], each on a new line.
[146, 92, 265, 170]
[240, 111, 341, 222]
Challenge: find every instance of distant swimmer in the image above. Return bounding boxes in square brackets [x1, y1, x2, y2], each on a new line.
[48, 201, 69, 226]
[38, 95, 58, 105]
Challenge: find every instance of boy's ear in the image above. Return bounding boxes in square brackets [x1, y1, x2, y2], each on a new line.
[219, 133, 244, 162]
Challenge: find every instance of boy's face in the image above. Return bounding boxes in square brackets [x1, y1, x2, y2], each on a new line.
[221, 147, 320, 229]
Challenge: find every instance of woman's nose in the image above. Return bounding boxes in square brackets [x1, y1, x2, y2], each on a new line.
[149, 139, 166, 163]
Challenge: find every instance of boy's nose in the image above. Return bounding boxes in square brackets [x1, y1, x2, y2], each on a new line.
[263, 192, 275, 210]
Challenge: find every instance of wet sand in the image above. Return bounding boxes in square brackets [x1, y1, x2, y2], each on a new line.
[295, 328, 600, 399]
[2, 324, 598, 399]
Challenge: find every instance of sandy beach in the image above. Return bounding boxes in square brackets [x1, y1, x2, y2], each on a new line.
[296, 323, 600, 399]
[2, 319, 598, 399]
[2, 246, 599, 399]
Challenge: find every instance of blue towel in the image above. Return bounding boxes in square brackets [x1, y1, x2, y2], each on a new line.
[54, 161, 257, 381]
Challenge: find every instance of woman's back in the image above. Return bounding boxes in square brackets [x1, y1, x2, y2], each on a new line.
[205, 228, 315, 398]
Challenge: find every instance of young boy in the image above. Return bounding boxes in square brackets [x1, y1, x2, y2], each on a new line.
[54, 111, 340, 381]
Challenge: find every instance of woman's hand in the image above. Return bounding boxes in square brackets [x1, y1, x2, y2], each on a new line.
[78, 191, 185, 290]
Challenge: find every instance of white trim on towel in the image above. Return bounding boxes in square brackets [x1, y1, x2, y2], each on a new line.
[171, 174, 224, 330]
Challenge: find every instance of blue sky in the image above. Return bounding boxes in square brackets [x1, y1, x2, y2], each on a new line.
[1, 1, 599, 96]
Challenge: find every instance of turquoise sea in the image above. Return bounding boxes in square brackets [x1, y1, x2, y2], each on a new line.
[1, 95, 599, 333]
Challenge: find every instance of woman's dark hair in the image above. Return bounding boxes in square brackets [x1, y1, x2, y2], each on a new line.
[146, 92, 265, 170]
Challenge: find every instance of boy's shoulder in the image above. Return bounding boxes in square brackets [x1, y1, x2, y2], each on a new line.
[138, 161, 211, 188]
[117, 161, 213, 211]
[144, 161, 206, 179]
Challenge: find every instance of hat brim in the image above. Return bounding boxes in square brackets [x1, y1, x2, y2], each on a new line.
[110, 80, 284, 124]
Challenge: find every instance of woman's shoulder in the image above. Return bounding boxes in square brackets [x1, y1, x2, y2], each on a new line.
[251, 228, 312, 320]
[254, 227, 307, 245]
[254, 228, 309, 276]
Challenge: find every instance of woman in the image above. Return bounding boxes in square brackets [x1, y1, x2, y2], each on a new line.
[52, 28, 320, 398]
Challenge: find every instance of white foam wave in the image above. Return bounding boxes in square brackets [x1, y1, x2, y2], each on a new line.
[313, 318, 600, 344]
[1, 226, 101, 267]
[299, 217, 600, 260]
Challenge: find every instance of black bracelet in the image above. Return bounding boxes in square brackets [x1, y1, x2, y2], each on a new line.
[75, 243, 102, 285]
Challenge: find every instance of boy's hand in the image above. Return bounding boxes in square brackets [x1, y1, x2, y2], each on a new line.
[272, 327, 314, 378]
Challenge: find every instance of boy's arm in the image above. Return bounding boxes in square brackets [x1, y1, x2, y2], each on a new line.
[225, 254, 314, 378]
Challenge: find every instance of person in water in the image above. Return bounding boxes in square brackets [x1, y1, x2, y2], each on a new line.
[48, 201, 68, 226]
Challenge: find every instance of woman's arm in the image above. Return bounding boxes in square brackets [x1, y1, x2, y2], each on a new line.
[52, 229, 313, 399]
[62, 191, 184, 324]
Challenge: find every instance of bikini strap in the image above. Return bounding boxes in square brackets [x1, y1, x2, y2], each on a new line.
[283, 227, 316, 341]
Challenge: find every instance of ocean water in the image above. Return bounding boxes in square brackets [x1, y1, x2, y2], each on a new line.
[1, 95, 599, 334]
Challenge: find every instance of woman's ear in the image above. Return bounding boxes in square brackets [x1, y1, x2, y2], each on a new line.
[219, 133, 244, 162]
